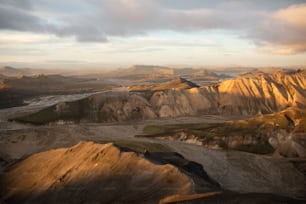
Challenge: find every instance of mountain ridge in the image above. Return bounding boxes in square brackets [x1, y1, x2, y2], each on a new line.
[0, 141, 219, 204]
[13, 69, 306, 124]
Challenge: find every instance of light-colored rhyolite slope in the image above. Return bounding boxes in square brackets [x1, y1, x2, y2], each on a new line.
[152, 70, 306, 117]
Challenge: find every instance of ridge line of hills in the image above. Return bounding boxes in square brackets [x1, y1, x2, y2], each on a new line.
[14, 69, 306, 124]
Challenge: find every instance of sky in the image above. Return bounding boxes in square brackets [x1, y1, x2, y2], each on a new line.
[0, 0, 306, 68]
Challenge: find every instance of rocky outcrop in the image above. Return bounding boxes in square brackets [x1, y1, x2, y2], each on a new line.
[269, 130, 306, 158]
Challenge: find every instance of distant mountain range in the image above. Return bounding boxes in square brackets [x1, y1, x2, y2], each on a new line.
[0, 66, 34, 76]
[128, 77, 200, 91]
[103, 65, 231, 83]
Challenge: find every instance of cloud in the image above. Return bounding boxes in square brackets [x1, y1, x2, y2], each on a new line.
[0, 0, 305, 55]
[273, 3, 306, 27]
[272, 44, 306, 55]
[1, 0, 254, 41]
[250, 3, 306, 54]
[0, 32, 55, 44]
[0, 0, 33, 10]
[0, 6, 46, 32]
[53, 21, 109, 42]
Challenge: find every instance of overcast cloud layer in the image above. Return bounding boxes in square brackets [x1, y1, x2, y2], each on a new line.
[0, 0, 306, 67]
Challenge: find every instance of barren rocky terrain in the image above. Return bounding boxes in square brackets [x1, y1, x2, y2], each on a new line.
[0, 67, 306, 203]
